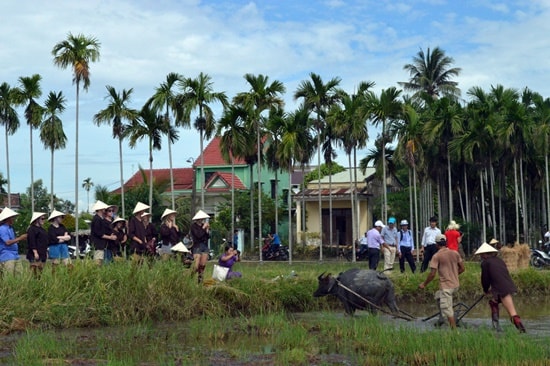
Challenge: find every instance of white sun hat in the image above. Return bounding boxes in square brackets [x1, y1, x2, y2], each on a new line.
[161, 208, 177, 221]
[132, 202, 150, 214]
[192, 210, 210, 221]
[0, 207, 19, 222]
[112, 217, 126, 225]
[400, 219, 409, 226]
[475, 242, 499, 255]
[30, 212, 46, 224]
[48, 210, 65, 221]
[171, 241, 191, 253]
[92, 200, 110, 211]
[374, 220, 385, 228]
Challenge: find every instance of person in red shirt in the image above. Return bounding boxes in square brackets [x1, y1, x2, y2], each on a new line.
[444, 220, 462, 252]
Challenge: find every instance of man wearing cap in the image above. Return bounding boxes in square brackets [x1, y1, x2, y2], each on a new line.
[398, 219, 416, 273]
[90, 200, 117, 266]
[366, 220, 385, 270]
[128, 202, 150, 263]
[381, 217, 399, 270]
[420, 216, 441, 273]
[0, 207, 27, 275]
[47, 210, 72, 268]
[474, 243, 525, 332]
[190, 210, 211, 283]
[419, 234, 465, 329]
[26, 212, 48, 277]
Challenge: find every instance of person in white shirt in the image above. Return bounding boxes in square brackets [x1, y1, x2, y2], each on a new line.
[420, 216, 441, 273]
[381, 217, 399, 270]
[366, 220, 385, 270]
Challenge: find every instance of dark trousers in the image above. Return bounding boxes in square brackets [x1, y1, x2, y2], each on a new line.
[420, 244, 437, 272]
[399, 246, 416, 273]
[368, 248, 380, 270]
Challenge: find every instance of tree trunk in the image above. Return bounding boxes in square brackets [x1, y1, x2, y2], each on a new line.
[317, 128, 323, 261]
[5, 127, 11, 208]
[514, 158, 520, 244]
[75, 83, 80, 249]
[149, 142, 153, 212]
[30, 124, 34, 212]
[288, 159, 293, 264]
[481, 168, 486, 242]
[200, 129, 205, 210]
[257, 119, 263, 261]
[382, 120, 387, 222]
[119, 138, 125, 218]
[349, 154, 356, 262]
[447, 144, 452, 220]
[50, 149, 54, 211]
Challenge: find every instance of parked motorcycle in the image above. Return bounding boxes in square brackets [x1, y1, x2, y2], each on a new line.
[530, 241, 550, 269]
[344, 245, 369, 262]
[68, 238, 92, 260]
[261, 239, 289, 261]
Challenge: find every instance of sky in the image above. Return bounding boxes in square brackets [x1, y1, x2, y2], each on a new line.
[1, 0, 550, 211]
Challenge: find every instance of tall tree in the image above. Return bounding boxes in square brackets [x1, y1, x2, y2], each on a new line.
[52, 33, 100, 244]
[147, 73, 183, 210]
[294, 72, 341, 260]
[234, 73, 285, 260]
[82, 177, 94, 213]
[367, 87, 403, 222]
[39, 91, 67, 211]
[125, 105, 178, 210]
[399, 46, 461, 100]
[178, 72, 228, 211]
[14, 74, 43, 212]
[0, 82, 20, 207]
[94, 85, 139, 218]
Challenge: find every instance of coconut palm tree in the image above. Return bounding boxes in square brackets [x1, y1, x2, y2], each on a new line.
[367, 87, 403, 222]
[39, 91, 67, 211]
[94, 86, 139, 218]
[399, 46, 461, 100]
[82, 177, 94, 213]
[234, 73, 286, 260]
[178, 72, 228, 211]
[125, 104, 178, 210]
[14, 74, 43, 212]
[147, 73, 184, 210]
[0, 82, 20, 208]
[52, 33, 100, 243]
[294, 73, 342, 260]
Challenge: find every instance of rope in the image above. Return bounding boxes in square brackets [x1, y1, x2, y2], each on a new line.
[335, 280, 416, 321]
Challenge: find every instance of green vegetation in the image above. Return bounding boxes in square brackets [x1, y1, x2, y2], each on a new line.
[1, 260, 549, 364]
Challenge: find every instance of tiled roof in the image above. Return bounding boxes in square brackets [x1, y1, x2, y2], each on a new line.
[112, 168, 194, 194]
[193, 136, 248, 167]
[205, 171, 247, 191]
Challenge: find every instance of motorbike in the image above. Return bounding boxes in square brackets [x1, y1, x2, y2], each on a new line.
[344, 245, 369, 262]
[68, 238, 92, 260]
[261, 239, 289, 261]
[531, 240, 550, 269]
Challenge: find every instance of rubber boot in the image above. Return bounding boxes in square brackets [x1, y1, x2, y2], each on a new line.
[489, 300, 502, 332]
[197, 264, 206, 284]
[511, 315, 526, 333]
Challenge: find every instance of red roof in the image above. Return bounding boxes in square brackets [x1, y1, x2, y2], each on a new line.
[205, 171, 247, 191]
[112, 168, 194, 194]
[194, 137, 247, 167]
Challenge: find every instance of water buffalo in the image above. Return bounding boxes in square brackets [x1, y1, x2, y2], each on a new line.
[313, 268, 399, 316]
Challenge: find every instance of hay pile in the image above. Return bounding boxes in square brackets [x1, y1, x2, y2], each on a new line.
[500, 243, 531, 271]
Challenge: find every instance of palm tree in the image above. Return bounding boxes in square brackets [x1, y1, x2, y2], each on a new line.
[82, 177, 94, 213]
[367, 87, 402, 222]
[234, 74, 285, 260]
[294, 73, 342, 260]
[178, 72, 228, 211]
[125, 104, 178, 210]
[147, 73, 183, 210]
[94, 85, 139, 218]
[0, 82, 20, 207]
[52, 32, 100, 244]
[39, 91, 67, 211]
[14, 74, 43, 212]
[399, 46, 461, 100]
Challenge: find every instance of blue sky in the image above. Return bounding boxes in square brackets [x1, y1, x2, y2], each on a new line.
[1, 0, 549, 211]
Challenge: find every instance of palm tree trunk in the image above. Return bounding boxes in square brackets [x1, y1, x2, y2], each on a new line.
[317, 128, 323, 261]
[447, 145, 452, 220]
[288, 159, 293, 264]
[149, 141, 153, 211]
[349, 155, 356, 262]
[382, 120, 387, 222]
[489, 163, 497, 239]
[413, 167, 419, 261]
[275, 167, 279, 231]
[74, 83, 80, 249]
[5, 127, 11, 208]
[519, 156, 528, 243]
[249, 164, 254, 252]
[118, 138, 125, 218]
[301, 165, 306, 245]
[200, 129, 205, 210]
[329, 165, 333, 248]
[464, 166, 470, 222]
[50, 150, 54, 211]
[514, 158, 520, 244]
[480, 169, 486, 241]
[168, 136, 175, 210]
[30, 125, 35, 212]
[257, 120, 263, 261]
[231, 155, 235, 250]
[546, 154, 550, 231]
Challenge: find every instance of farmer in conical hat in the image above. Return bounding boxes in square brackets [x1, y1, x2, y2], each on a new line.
[190, 210, 210, 283]
[0, 207, 27, 276]
[474, 243, 526, 333]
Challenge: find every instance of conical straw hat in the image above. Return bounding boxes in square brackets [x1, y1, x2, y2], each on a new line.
[132, 202, 150, 214]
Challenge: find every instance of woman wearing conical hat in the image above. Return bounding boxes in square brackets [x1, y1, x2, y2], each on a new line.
[90, 200, 117, 266]
[159, 209, 180, 248]
[26, 212, 48, 277]
[128, 202, 150, 263]
[47, 210, 72, 269]
[0, 207, 27, 276]
[190, 210, 211, 283]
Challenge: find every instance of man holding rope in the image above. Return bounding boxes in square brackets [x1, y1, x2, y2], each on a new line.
[419, 234, 465, 329]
